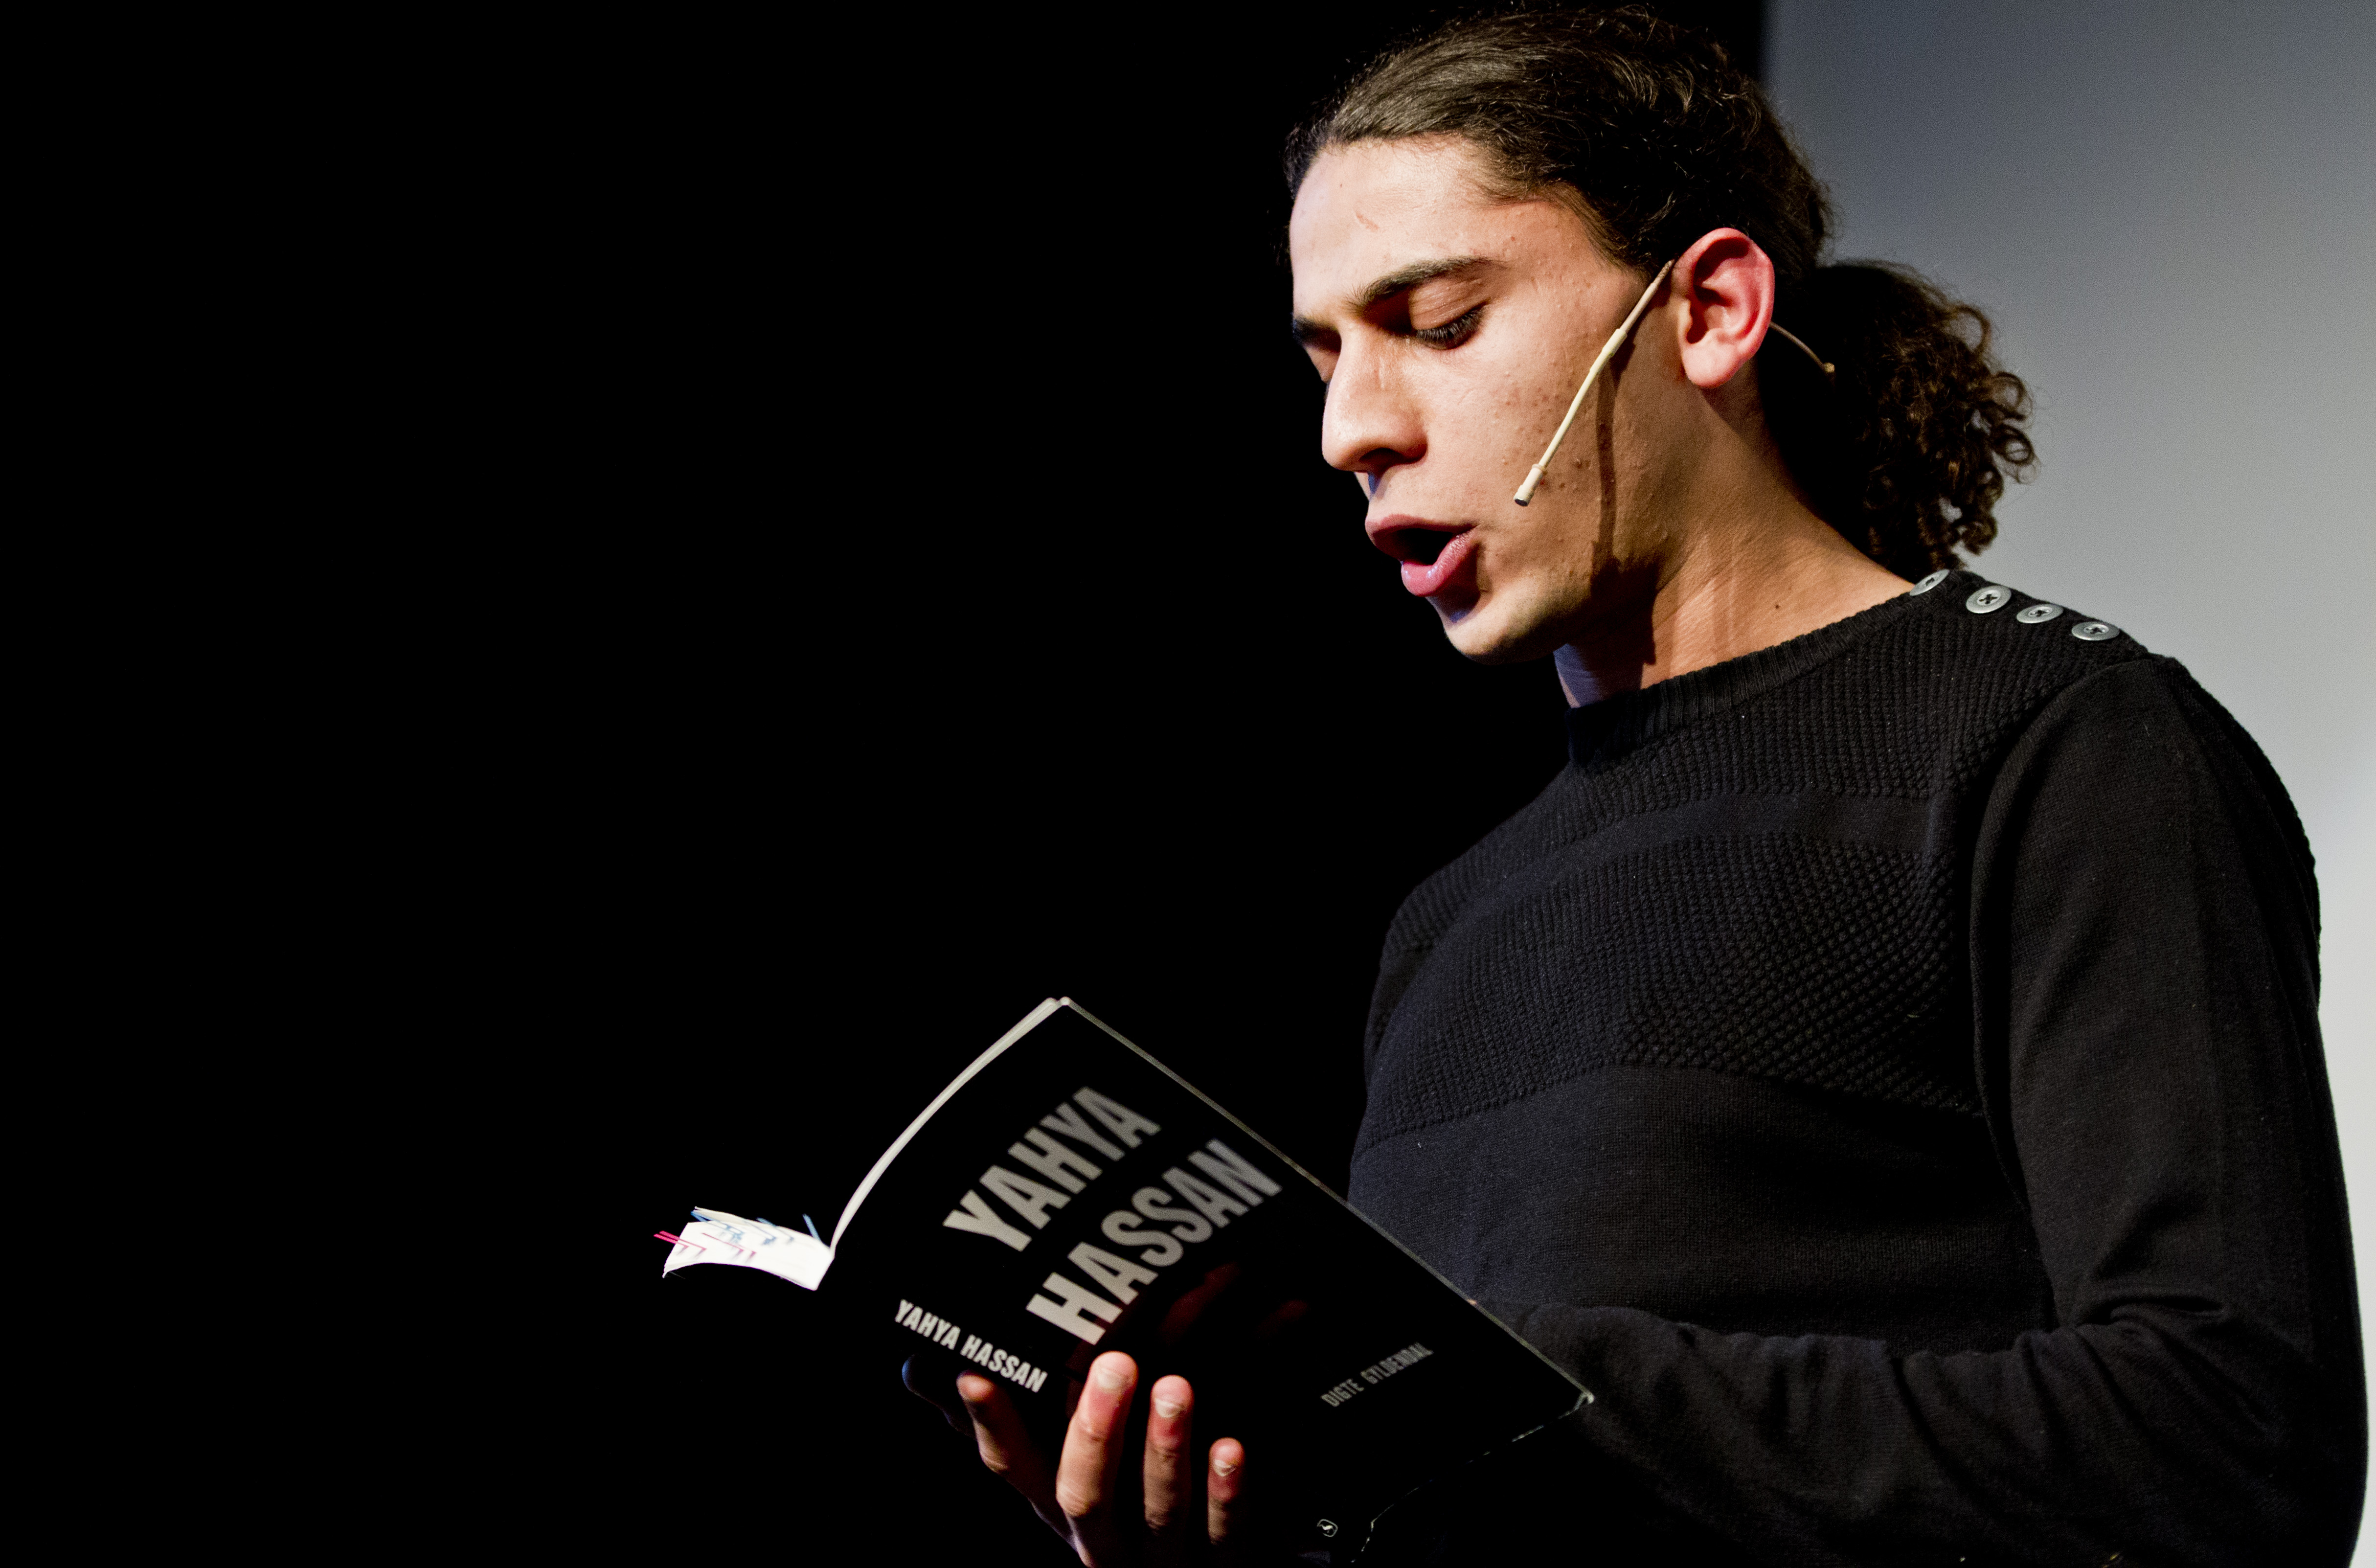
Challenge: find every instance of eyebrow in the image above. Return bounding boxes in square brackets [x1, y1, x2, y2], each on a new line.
[1290, 255, 1491, 345]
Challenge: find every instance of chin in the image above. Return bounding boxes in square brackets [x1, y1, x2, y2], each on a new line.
[1435, 593, 1567, 666]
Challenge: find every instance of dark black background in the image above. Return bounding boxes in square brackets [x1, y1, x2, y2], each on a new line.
[470, 6, 1759, 1557]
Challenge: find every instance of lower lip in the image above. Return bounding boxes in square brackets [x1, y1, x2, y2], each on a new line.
[1400, 531, 1478, 598]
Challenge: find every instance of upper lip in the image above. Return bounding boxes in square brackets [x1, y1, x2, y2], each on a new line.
[1365, 515, 1470, 566]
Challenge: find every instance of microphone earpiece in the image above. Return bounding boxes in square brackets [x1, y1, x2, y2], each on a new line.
[1515, 259, 1675, 506]
[1513, 264, 1834, 506]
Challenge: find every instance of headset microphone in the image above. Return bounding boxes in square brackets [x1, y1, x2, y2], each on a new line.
[1514, 259, 1675, 506]
[1513, 260, 1834, 507]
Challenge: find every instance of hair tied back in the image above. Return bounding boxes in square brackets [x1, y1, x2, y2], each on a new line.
[1290, 9, 2037, 576]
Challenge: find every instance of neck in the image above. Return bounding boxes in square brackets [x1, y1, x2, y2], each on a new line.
[1554, 497, 1908, 708]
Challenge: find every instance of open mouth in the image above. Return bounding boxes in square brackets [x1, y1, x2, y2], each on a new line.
[1371, 522, 1469, 566]
[1366, 520, 1479, 601]
[1397, 530, 1453, 566]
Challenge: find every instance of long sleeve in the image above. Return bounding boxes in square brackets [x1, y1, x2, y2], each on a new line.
[1480, 659, 2361, 1565]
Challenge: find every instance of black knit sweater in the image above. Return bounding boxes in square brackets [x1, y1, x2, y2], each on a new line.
[1348, 571, 2361, 1566]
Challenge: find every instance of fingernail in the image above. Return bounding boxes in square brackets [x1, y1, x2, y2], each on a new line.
[1153, 1395, 1184, 1418]
[1092, 1358, 1131, 1393]
[1213, 1455, 1239, 1476]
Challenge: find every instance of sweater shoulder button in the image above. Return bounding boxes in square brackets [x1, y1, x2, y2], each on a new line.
[1965, 584, 2013, 614]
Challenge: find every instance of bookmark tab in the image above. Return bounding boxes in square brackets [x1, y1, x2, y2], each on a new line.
[659, 1206, 834, 1289]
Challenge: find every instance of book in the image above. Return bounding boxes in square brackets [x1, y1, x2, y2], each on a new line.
[657, 997, 1589, 1561]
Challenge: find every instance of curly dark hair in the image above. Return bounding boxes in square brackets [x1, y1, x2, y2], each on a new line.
[1285, 8, 2034, 577]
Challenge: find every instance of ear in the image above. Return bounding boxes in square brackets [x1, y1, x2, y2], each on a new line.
[1670, 227, 1776, 392]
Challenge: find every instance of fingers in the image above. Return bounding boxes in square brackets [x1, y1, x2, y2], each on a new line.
[958, 1371, 1066, 1538]
[957, 1356, 1242, 1566]
[1055, 1352, 1138, 1563]
[1141, 1374, 1196, 1551]
[1206, 1437, 1248, 1546]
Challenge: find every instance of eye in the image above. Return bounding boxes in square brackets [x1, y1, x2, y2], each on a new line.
[1410, 305, 1483, 348]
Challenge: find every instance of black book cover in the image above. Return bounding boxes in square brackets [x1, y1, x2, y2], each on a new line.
[661, 999, 1588, 1560]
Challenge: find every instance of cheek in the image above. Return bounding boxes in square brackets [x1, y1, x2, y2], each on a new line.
[1445, 359, 1544, 470]
[1464, 341, 1561, 441]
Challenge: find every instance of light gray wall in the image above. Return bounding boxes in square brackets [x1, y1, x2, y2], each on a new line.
[1767, 0, 2376, 1541]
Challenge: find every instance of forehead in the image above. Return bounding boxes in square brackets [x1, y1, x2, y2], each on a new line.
[1289, 137, 1576, 314]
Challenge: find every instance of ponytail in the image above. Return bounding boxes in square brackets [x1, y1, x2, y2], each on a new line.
[1290, 8, 2037, 576]
[1765, 264, 2035, 578]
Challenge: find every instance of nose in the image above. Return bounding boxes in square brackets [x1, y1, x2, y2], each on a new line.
[1320, 341, 1424, 494]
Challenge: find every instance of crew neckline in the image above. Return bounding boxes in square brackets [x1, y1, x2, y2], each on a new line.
[1564, 570, 1970, 767]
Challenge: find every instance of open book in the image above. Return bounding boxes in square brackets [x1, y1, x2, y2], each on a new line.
[658, 998, 1587, 1560]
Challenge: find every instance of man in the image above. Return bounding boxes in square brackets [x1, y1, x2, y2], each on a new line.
[929, 13, 2360, 1562]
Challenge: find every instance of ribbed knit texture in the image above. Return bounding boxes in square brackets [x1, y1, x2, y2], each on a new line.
[1360, 571, 2109, 1146]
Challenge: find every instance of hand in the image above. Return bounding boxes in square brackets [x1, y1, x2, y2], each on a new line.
[910, 1350, 1251, 1564]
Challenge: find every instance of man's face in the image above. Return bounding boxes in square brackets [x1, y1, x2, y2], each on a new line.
[1289, 136, 1678, 662]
